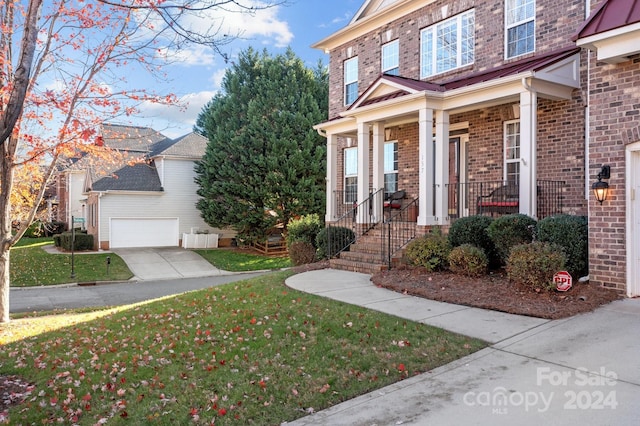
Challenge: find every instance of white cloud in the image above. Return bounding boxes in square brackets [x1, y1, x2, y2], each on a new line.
[137, 90, 217, 135]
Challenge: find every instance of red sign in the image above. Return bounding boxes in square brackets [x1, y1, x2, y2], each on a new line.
[553, 271, 573, 292]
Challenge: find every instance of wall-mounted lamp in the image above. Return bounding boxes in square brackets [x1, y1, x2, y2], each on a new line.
[592, 165, 610, 204]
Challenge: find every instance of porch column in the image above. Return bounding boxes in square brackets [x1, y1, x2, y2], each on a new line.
[520, 88, 538, 217]
[418, 107, 435, 226]
[325, 133, 338, 222]
[372, 122, 385, 222]
[357, 121, 371, 223]
[435, 110, 450, 224]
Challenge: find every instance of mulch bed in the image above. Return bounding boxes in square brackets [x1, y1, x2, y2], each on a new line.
[371, 266, 623, 320]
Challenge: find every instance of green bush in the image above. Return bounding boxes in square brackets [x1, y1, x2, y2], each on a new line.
[289, 241, 317, 266]
[506, 242, 566, 291]
[405, 229, 451, 272]
[286, 214, 324, 249]
[44, 221, 67, 236]
[24, 221, 45, 238]
[537, 214, 588, 278]
[56, 232, 94, 251]
[448, 215, 497, 266]
[487, 214, 537, 264]
[448, 244, 488, 277]
[316, 226, 355, 259]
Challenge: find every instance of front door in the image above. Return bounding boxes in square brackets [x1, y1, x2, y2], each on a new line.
[628, 147, 640, 297]
[448, 135, 469, 218]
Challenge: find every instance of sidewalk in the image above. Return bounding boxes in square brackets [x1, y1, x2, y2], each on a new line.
[285, 269, 640, 425]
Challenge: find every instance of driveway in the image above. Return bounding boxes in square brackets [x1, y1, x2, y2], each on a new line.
[111, 247, 227, 280]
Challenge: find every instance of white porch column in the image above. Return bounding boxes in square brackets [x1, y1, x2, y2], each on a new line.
[325, 133, 338, 222]
[357, 121, 371, 223]
[418, 107, 435, 226]
[435, 110, 450, 224]
[372, 122, 385, 222]
[519, 89, 538, 217]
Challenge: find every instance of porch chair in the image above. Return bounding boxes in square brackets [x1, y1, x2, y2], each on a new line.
[384, 190, 406, 217]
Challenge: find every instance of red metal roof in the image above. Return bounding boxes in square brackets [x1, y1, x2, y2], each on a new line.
[344, 47, 580, 113]
[574, 0, 640, 40]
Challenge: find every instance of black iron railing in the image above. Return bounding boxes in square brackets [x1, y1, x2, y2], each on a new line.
[446, 180, 564, 220]
[381, 197, 419, 269]
[326, 188, 384, 258]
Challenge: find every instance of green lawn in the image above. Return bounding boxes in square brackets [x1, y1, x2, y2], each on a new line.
[195, 248, 291, 271]
[10, 238, 133, 287]
[0, 271, 486, 425]
[10, 238, 292, 287]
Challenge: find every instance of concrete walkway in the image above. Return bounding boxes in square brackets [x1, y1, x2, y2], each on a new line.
[285, 270, 640, 425]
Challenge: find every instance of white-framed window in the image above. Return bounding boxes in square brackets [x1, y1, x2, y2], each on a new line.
[344, 147, 358, 203]
[420, 9, 475, 78]
[384, 141, 398, 196]
[381, 40, 399, 75]
[504, 120, 521, 183]
[505, 0, 535, 58]
[344, 57, 358, 105]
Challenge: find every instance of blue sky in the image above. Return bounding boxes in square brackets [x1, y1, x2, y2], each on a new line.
[133, 0, 361, 138]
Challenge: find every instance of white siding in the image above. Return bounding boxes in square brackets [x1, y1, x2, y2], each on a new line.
[99, 158, 234, 245]
[68, 171, 86, 227]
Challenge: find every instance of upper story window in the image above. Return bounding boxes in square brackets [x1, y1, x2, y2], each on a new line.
[381, 40, 399, 75]
[505, 0, 535, 58]
[344, 57, 359, 105]
[420, 9, 475, 78]
[504, 120, 521, 184]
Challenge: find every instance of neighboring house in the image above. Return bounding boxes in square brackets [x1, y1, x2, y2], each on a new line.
[56, 124, 234, 249]
[312, 0, 636, 295]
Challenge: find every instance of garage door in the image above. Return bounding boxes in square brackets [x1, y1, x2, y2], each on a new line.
[110, 218, 179, 248]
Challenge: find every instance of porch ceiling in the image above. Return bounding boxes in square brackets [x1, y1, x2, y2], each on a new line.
[315, 48, 581, 136]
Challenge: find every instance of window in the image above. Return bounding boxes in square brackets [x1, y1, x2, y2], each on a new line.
[505, 0, 535, 58]
[384, 142, 398, 196]
[421, 10, 475, 78]
[344, 57, 358, 105]
[504, 120, 521, 184]
[381, 40, 399, 75]
[344, 147, 358, 203]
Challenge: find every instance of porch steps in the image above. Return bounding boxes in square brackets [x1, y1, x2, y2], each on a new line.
[329, 222, 416, 274]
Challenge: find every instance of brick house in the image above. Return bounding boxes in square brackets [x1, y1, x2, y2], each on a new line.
[312, 1, 593, 275]
[574, 0, 640, 296]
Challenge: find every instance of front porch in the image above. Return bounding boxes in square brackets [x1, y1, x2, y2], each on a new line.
[327, 180, 564, 273]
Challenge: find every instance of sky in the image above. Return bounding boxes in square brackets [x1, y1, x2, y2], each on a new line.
[131, 0, 362, 138]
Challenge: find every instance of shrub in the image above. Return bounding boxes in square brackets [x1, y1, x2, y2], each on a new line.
[486, 214, 537, 264]
[447, 215, 497, 266]
[506, 242, 566, 291]
[44, 221, 67, 236]
[405, 229, 451, 272]
[24, 221, 44, 238]
[316, 226, 355, 259]
[537, 214, 588, 278]
[289, 241, 317, 266]
[286, 214, 324, 249]
[56, 232, 94, 251]
[448, 244, 488, 277]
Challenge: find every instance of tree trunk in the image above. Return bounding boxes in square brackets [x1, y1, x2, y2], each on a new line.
[0, 247, 9, 323]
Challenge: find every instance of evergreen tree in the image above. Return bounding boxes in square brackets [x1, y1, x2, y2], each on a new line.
[194, 48, 328, 243]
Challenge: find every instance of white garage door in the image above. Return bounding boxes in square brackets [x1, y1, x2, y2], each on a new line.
[110, 218, 179, 248]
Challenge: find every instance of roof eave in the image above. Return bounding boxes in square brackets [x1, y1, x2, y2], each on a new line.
[576, 23, 640, 63]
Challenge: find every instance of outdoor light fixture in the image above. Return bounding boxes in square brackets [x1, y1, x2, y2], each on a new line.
[592, 165, 610, 204]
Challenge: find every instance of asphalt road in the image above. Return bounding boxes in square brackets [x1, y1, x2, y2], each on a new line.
[9, 272, 268, 313]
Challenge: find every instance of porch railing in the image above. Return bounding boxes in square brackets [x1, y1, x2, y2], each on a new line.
[326, 188, 385, 258]
[445, 180, 565, 220]
[381, 198, 419, 269]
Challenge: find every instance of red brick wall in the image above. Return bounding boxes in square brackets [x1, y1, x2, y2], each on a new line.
[588, 55, 640, 292]
[327, 0, 586, 118]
